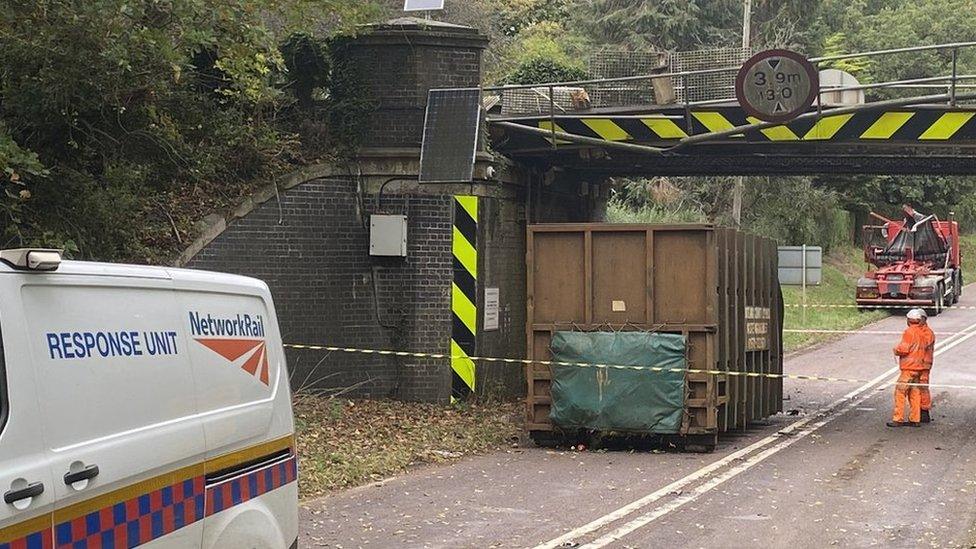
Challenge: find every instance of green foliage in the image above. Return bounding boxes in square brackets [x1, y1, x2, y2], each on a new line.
[606, 201, 706, 224]
[281, 33, 332, 107]
[782, 246, 888, 351]
[498, 0, 571, 36]
[572, 0, 829, 52]
[574, 0, 737, 51]
[319, 38, 376, 154]
[492, 18, 588, 84]
[743, 178, 851, 251]
[820, 33, 872, 75]
[825, 0, 976, 98]
[0, 123, 48, 246]
[607, 176, 852, 252]
[817, 174, 976, 227]
[0, 0, 378, 261]
[505, 58, 588, 85]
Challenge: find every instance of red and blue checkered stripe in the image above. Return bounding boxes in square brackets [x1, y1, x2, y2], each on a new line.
[54, 476, 205, 549]
[47, 454, 296, 548]
[205, 456, 297, 516]
[0, 527, 53, 549]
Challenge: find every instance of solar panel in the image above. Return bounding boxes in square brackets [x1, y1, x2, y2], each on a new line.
[404, 0, 444, 11]
[419, 88, 481, 183]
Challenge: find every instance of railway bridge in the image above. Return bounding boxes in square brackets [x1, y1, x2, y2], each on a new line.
[484, 42, 976, 175]
[185, 18, 976, 405]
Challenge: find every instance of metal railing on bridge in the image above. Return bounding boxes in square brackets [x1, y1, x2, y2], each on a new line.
[483, 42, 976, 154]
[483, 41, 976, 154]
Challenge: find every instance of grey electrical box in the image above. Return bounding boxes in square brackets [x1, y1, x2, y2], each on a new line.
[370, 215, 408, 257]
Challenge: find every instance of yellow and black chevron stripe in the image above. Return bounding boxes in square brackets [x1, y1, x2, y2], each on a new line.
[525, 108, 976, 144]
[451, 195, 478, 400]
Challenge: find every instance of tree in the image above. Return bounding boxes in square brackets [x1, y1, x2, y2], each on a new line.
[0, 0, 377, 260]
[573, 0, 738, 51]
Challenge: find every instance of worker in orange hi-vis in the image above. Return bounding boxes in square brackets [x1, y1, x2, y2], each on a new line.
[916, 308, 936, 423]
[887, 308, 936, 427]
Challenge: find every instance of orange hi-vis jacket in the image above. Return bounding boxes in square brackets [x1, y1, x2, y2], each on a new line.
[894, 323, 935, 371]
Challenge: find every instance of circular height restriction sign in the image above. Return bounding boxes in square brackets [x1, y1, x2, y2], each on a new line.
[735, 49, 819, 123]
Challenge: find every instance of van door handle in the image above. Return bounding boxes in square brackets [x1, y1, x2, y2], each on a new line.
[4, 482, 44, 504]
[64, 465, 99, 485]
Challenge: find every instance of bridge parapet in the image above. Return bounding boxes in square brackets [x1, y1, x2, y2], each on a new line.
[484, 41, 976, 175]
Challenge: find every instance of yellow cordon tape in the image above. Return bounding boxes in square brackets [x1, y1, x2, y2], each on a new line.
[281, 343, 966, 389]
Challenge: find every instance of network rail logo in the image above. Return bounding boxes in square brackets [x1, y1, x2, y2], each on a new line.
[189, 312, 269, 385]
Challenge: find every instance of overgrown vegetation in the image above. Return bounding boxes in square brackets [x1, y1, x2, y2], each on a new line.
[0, 0, 378, 262]
[5, 0, 976, 261]
[608, 177, 856, 252]
[294, 396, 520, 498]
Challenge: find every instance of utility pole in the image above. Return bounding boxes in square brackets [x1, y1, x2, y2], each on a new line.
[733, 0, 752, 226]
[741, 0, 752, 49]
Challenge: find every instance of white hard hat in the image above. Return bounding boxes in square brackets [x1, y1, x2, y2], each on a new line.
[907, 308, 927, 321]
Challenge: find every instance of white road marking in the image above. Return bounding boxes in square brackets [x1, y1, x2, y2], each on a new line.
[535, 319, 976, 549]
[784, 329, 957, 335]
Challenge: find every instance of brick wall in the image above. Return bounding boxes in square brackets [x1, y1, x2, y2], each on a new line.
[334, 27, 486, 148]
[184, 20, 612, 403]
[476, 196, 528, 396]
[188, 178, 455, 401]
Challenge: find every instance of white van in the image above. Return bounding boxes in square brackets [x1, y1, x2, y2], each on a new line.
[0, 249, 298, 549]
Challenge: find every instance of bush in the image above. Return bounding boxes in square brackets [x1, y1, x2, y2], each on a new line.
[744, 177, 851, 252]
[505, 58, 588, 85]
[0, 1, 377, 262]
[606, 200, 706, 223]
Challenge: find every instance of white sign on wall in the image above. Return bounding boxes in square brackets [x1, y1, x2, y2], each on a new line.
[484, 287, 500, 331]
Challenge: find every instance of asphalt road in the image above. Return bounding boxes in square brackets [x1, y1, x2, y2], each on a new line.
[300, 292, 976, 548]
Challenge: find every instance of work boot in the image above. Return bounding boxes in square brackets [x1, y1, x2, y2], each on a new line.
[886, 421, 907, 427]
[909, 422, 921, 427]
[921, 410, 932, 423]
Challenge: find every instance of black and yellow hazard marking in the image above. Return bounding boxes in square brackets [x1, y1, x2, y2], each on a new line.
[451, 195, 478, 400]
[523, 107, 976, 145]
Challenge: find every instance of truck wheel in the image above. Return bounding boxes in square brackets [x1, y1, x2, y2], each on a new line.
[927, 285, 945, 316]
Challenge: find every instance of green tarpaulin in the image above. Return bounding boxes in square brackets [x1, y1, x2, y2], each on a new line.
[549, 331, 687, 434]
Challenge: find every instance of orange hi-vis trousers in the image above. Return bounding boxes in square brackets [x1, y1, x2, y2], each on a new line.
[893, 370, 923, 423]
[919, 370, 931, 411]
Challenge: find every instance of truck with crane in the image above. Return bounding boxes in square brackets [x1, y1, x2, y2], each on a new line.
[855, 206, 962, 315]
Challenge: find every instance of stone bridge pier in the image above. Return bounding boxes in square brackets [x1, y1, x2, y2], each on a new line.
[182, 17, 607, 402]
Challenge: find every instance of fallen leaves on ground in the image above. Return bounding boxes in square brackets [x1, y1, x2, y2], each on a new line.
[294, 396, 521, 499]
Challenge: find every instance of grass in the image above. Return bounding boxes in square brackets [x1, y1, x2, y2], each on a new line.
[782, 245, 888, 352]
[959, 232, 976, 264]
[294, 396, 521, 499]
[784, 232, 976, 352]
